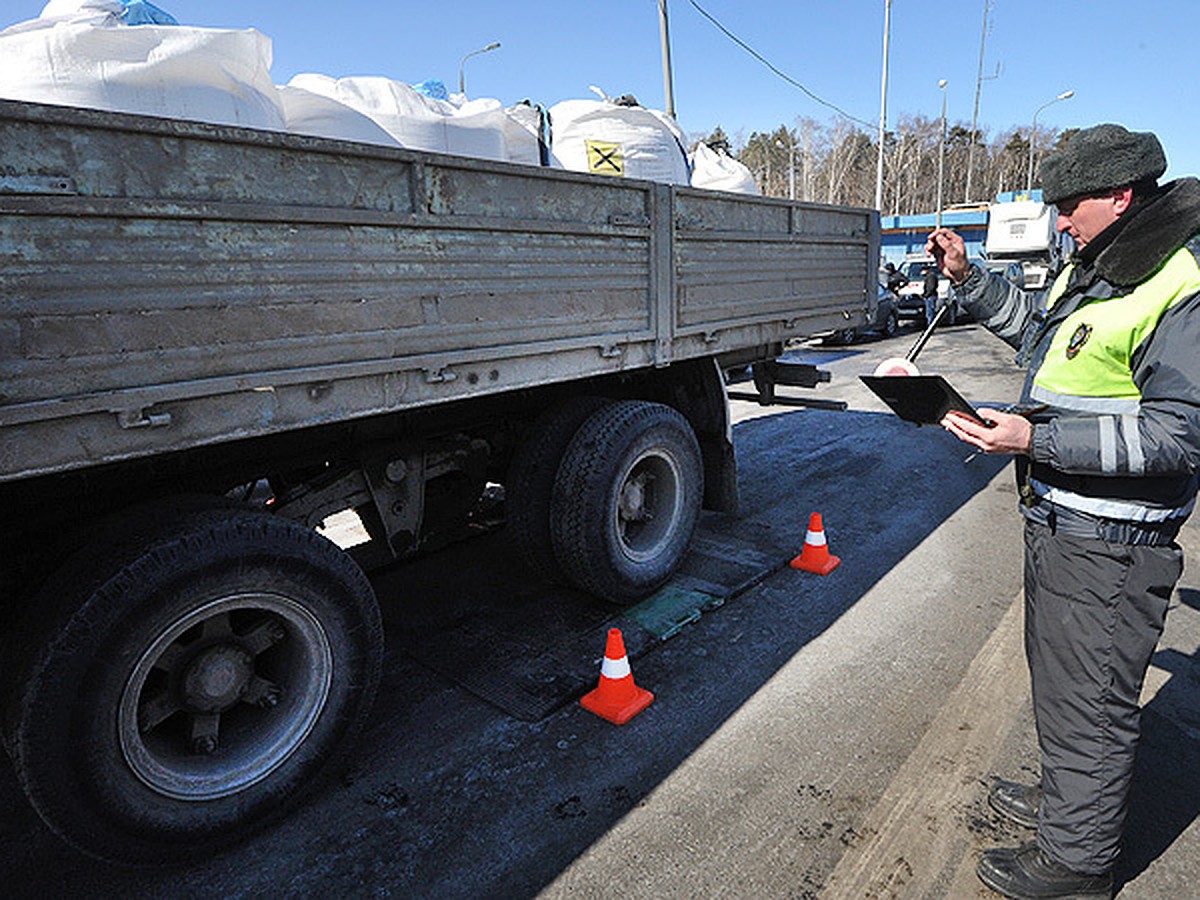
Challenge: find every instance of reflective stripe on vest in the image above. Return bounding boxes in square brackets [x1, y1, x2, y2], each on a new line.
[1030, 478, 1196, 522]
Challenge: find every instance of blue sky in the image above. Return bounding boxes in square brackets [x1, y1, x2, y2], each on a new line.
[4, 1, 1198, 191]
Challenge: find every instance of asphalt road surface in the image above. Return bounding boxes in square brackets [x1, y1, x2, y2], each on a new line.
[2, 320, 1198, 898]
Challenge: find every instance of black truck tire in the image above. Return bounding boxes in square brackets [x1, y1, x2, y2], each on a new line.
[550, 400, 703, 603]
[505, 396, 613, 583]
[2, 501, 382, 864]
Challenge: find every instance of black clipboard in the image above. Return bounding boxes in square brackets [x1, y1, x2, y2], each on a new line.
[860, 374, 989, 426]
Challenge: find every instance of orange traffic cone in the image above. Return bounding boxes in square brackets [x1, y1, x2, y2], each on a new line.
[790, 512, 841, 575]
[580, 628, 654, 725]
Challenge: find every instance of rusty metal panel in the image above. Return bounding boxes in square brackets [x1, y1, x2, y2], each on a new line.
[673, 189, 875, 341]
[423, 161, 650, 227]
[0, 99, 878, 482]
[675, 237, 870, 328]
[0, 101, 417, 214]
[1, 212, 653, 404]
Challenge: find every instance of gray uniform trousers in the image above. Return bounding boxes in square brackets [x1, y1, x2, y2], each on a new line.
[1023, 518, 1182, 874]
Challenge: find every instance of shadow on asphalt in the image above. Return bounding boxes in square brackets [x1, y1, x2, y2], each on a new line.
[13, 406, 1192, 897]
[0, 407, 1010, 895]
[1117, 595, 1200, 890]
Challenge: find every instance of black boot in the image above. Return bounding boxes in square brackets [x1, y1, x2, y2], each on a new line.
[977, 841, 1113, 899]
[989, 779, 1040, 829]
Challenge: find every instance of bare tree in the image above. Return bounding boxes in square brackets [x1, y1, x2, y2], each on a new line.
[987, 129, 1031, 196]
[731, 112, 1065, 211]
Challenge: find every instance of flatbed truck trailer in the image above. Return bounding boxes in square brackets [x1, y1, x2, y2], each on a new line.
[0, 98, 879, 862]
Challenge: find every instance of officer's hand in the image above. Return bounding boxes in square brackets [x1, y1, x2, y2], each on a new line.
[925, 229, 970, 283]
[940, 409, 1033, 456]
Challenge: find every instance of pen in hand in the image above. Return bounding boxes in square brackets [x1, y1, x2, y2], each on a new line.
[961, 403, 1047, 463]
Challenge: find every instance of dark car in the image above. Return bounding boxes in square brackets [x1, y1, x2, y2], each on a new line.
[822, 281, 900, 345]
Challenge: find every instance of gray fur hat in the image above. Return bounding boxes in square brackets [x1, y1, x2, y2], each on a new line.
[1039, 123, 1166, 205]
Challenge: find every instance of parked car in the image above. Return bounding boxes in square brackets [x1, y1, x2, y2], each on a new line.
[822, 281, 900, 344]
[895, 256, 985, 325]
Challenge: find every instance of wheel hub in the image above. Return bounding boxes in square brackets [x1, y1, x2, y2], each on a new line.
[616, 451, 682, 560]
[120, 593, 335, 801]
[181, 645, 254, 713]
[619, 477, 648, 521]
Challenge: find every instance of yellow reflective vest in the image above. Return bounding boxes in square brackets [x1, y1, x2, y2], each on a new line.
[1033, 250, 1200, 408]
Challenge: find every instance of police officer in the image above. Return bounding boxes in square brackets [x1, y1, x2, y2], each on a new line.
[927, 124, 1200, 899]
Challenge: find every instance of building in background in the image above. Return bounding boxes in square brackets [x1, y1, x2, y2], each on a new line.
[880, 190, 1066, 291]
[880, 205, 989, 268]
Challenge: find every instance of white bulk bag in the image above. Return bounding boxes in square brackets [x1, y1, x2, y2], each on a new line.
[37, 0, 178, 26]
[277, 84, 401, 147]
[689, 142, 760, 195]
[287, 74, 511, 162]
[547, 98, 690, 185]
[0, 10, 285, 130]
[502, 101, 546, 166]
[34, 0, 121, 24]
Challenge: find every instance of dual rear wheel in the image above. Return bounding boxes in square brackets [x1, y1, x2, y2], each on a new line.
[506, 398, 704, 604]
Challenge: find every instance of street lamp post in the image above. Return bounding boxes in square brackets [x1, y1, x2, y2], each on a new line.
[874, 0, 892, 211]
[458, 41, 500, 97]
[658, 0, 676, 119]
[800, 129, 810, 201]
[936, 79, 947, 228]
[788, 139, 796, 201]
[776, 137, 796, 200]
[1026, 89, 1075, 191]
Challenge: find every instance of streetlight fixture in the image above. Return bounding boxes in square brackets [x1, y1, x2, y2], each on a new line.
[936, 79, 947, 228]
[458, 41, 500, 96]
[1026, 89, 1075, 191]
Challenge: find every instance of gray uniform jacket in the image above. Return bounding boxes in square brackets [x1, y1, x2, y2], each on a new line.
[952, 178, 1200, 534]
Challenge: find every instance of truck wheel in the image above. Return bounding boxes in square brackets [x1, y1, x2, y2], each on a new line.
[550, 400, 703, 603]
[506, 396, 612, 583]
[3, 503, 382, 864]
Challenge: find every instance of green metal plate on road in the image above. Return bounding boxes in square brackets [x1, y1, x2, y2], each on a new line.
[627, 586, 723, 640]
